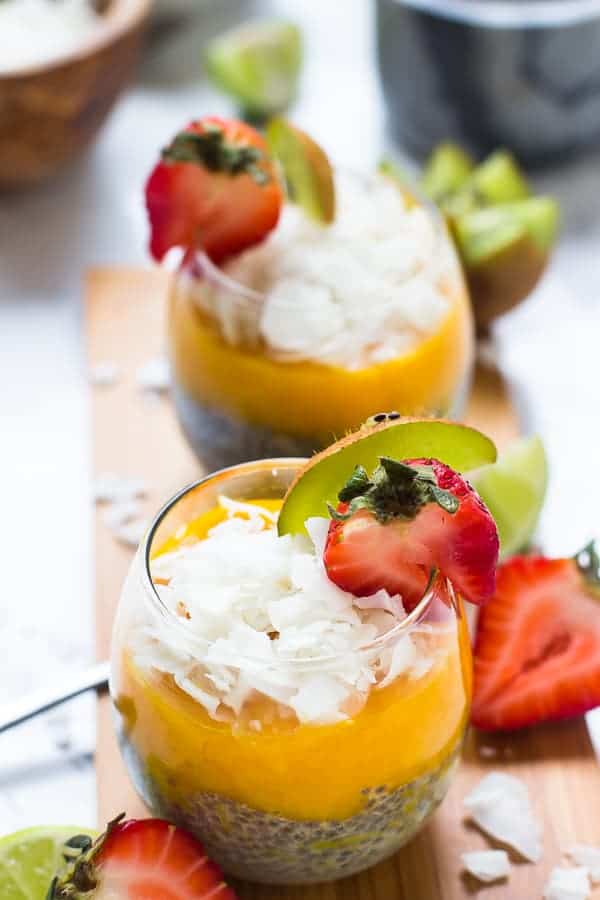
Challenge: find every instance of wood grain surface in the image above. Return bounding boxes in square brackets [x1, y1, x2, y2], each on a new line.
[88, 268, 600, 900]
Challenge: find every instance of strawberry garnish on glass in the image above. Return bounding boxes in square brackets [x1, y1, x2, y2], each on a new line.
[323, 456, 499, 609]
[48, 816, 237, 900]
[145, 116, 284, 264]
[472, 542, 600, 731]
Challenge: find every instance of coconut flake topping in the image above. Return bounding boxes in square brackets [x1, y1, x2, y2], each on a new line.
[196, 172, 456, 370]
[134, 499, 442, 726]
[544, 867, 591, 900]
[461, 850, 510, 883]
[566, 847, 600, 884]
[464, 772, 543, 863]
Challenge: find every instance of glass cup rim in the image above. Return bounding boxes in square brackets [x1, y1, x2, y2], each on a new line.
[177, 168, 450, 310]
[387, 0, 600, 28]
[139, 458, 451, 669]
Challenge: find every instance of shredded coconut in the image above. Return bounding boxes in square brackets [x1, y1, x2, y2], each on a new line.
[0, 0, 102, 74]
[193, 172, 456, 370]
[136, 357, 171, 395]
[544, 867, 590, 900]
[133, 498, 447, 725]
[464, 772, 542, 863]
[89, 361, 120, 388]
[93, 473, 147, 505]
[566, 847, 600, 884]
[461, 850, 510, 883]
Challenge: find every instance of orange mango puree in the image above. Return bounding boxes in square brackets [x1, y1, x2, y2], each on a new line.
[116, 502, 471, 822]
[168, 275, 474, 442]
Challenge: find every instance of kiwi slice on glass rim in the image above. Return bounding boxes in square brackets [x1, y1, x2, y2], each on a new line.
[278, 416, 496, 537]
[266, 118, 335, 223]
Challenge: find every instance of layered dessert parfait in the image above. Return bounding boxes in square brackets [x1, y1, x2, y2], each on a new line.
[145, 117, 474, 468]
[111, 417, 499, 883]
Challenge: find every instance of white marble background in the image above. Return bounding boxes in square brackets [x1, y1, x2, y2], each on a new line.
[1, 0, 600, 831]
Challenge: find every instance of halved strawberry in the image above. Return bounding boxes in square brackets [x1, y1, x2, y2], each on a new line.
[49, 815, 236, 900]
[472, 543, 600, 731]
[146, 116, 283, 263]
[323, 457, 498, 608]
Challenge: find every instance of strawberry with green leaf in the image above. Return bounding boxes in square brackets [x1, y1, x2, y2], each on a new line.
[146, 116, 283, 264]
[323, 457, 499, 609]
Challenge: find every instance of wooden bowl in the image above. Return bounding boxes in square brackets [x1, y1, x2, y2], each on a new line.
[0, 0, 151, 189]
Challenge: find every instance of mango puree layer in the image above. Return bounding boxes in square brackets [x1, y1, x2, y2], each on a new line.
[115, 502, 471, 822]
[168, 275, 474, 441]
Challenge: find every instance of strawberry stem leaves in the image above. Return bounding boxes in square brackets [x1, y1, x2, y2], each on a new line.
[163, 125, 271, 185]
[332, 457, 459, 524]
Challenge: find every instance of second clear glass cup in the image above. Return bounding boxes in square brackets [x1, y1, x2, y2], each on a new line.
[111, 460, 472, 885]
[168, 171, 474, 471]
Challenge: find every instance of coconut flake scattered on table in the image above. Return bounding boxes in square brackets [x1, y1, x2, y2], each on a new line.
[93, 473, 147, 504]
[196, 171, 457, 370]
[461, 850, 510, 883]
[133, 499, 447, 725]
[93, 473, 148, 547]
[464, 772, 543, 863]
[89, 361, 120, 388]
[136, 357, 171, 395]
[0, 0, 103, 74]
[544, 866, 590, 900]
[566, 846, 600, 884]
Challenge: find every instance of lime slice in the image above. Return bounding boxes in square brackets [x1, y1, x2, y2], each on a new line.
[470, 435, 548, 558]
[0, 825, 96, 900]
[278, 418, 497, 536]
[266, 118, 335, 223]
[205, 21, 302, 119]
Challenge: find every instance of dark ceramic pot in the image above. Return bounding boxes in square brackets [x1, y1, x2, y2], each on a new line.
[376, 0, 600, 165]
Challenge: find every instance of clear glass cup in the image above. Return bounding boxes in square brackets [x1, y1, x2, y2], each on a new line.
[167, 178, 474, 471]
[111, 460, 472, 884]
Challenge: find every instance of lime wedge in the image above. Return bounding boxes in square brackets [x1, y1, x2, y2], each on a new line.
[266, 118, 335, 223]
[278, 418, 497, 536]
[205, 21, 302, 119]
[470, 435, 548, 558]
[0, 825, 96, 900]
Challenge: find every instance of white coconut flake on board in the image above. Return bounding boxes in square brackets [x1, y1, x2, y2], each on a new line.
[89, 361, 120, 387]
[198, 171, 458, 370]
[133, 499, 445, 725]
[113, 517, 149, 549]
[136, 357, 171, 395]
[93, 473, 147, 504]
[566, 847, 600, 884]
[464, 772, 542, 863]
[102, 499, 141, 530]
[544, 867, 590, 900]
[461, 850, 510, 883]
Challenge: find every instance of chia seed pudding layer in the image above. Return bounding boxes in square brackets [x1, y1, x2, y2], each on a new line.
[173, 384, 328, 470]
[121, 733, 460, 885]
[173, 381, 471, 470]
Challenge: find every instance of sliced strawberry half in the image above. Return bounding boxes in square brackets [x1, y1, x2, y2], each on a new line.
[146, 116, 283, 263]
[49, 815, 237, 900]
[323, 457, 499, 608]
[472, 543, 600, 731]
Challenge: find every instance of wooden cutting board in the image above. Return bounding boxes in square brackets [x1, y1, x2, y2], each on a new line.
[88, 268, 600, 900]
